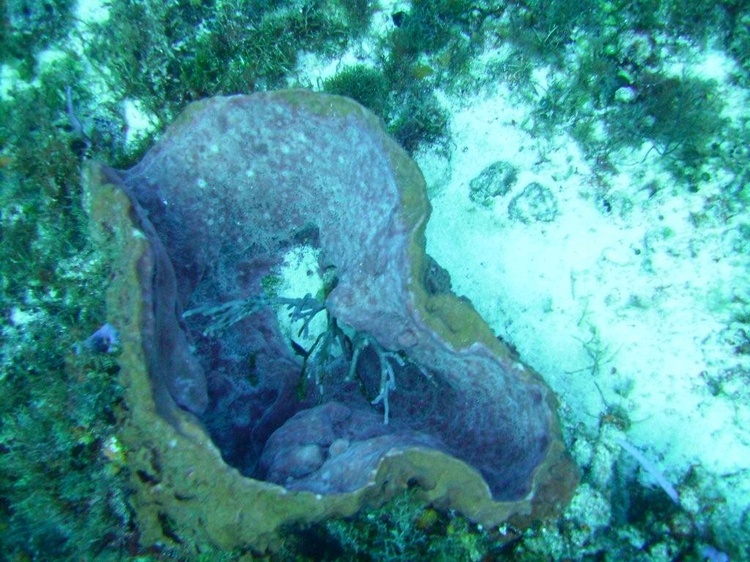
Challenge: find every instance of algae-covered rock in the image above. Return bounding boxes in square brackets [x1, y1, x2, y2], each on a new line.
[508, 181, 560, 223]
[84, 90, 577, 554]
[469, 160, 518, 207]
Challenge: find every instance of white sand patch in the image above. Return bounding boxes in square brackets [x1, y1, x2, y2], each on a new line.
[274, 245, 328, 351]
[0, 64, 25, 100]
[75, 0, 110, 24]
[421, 58, 750, 522]
[123, 98, 157, 148]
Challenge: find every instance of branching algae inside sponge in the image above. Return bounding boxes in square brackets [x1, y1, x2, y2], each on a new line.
[84, 90, 577, 553]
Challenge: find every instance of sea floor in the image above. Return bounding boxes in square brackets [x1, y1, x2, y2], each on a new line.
[418, 49, 750, 559]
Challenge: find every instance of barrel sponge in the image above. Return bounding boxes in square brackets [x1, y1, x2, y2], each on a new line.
[84, 90, 577, 553]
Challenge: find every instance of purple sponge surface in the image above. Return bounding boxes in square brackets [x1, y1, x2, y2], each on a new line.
[111, 91, 561, 502]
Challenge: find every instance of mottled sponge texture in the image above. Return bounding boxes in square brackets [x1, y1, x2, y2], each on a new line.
[102, 90, 574, 511]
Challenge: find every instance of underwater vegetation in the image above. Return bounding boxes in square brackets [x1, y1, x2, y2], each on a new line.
[284, 489, 501, 561]
[0, 0, 749, 559]
[86, 0, 374, 123]
[0, 0, 76, 78]
[0, 59, 132, 558]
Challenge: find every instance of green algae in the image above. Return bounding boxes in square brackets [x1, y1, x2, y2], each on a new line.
[0, 0, 75, 79]
[0, 64, 131, 560]
[292, 488, 500, 561]
[323, 64, 389, 117]
[85, 0, 374, 125]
